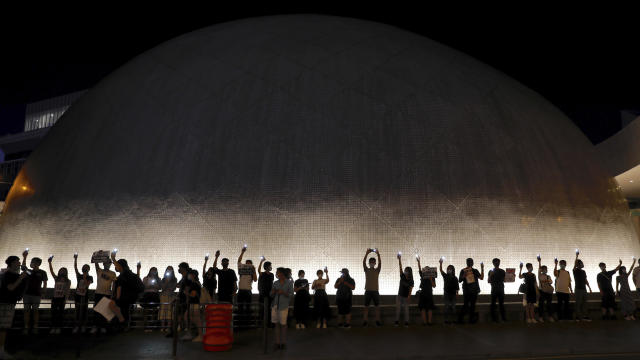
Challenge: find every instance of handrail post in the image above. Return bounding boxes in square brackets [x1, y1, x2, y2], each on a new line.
[172, 299, 178, 357]
[263, 297, 268, 354]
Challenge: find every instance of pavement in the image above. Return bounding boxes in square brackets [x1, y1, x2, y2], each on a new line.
[5, 320, 640, 359]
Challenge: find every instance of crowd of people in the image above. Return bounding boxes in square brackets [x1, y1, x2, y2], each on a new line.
[1, 246, 640, 354]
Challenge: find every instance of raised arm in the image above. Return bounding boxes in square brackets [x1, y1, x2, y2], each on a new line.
[136, 262, 141, 277]
[518, 263, 524, 279]
[324, 267, 329, 284]
[74, 253, 80, 277]
[573, 252, 579, 271]
[376, 250, 381, 270]
[203, 255, 209, 278]
[416, 256, 422, 274]
[363, 249, 371, 270]
[213, 250, 220, 268]
[537, 255, 542, 275]
[629, 258, 637, 275]
[48, 257, 57, 281]
[258, 257, 265, 273]
[479, 262, 485, 280]
[615, 259, 623, 272]
[22, 250, 28, 271]
[553, 258, 559, 277]
[439, 258, 446, 277]
[397, 253, 403, 274]
[238, 246, 246, 266]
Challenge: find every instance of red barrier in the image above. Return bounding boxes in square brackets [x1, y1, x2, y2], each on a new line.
[203, 304, 233, 352]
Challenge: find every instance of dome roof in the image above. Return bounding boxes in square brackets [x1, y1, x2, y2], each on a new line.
[1, 15, 636, 293]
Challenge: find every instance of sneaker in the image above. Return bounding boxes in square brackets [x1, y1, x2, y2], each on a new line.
[375, 321, 381, 327]
[362, 321, 368, 327]
[80, 326, 87, 334]
[531, 319, 538, 324]
[548, 317, 555, 323]
[322, 323, 327, 329]
[72, 326, 80, 334]
[394, 321, 399, 327]
[90, 327, 98, 335]
[404, 322, 409, 328]
[344, 323, 351, 329]
[192, 336, 203, 342]
[100, 328, 107, 334]
[582, 317, 592, 322]
[180, 333, 193, 341]
[538, 318, 544, 323]
[316, 322, 321, 329]
[49, 328, 56, 335]
[295, 324, 300, 329]
[301, 324, 305, 329]
[526, 319, 532, 324]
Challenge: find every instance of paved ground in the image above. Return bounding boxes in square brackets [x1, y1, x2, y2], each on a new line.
[6, 320, 640, 359]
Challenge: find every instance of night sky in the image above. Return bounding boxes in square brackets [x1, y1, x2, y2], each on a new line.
[1, 6, 638, 144]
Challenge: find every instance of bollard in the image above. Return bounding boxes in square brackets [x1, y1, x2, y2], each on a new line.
[263, 297, 268, 354]
[172, 300, 178, 357]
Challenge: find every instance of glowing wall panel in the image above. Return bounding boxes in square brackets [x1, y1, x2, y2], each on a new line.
[0, 15, 637, 294]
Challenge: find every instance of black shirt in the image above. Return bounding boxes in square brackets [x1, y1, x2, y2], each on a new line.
[187, 280, 201, 304]
[523, 272, 537, 295]
[258, 272, 274, 296]
[24, 269, 48, 296]
[0, 271, 25, 304]
[335, 276, 355, 300]
[459, 267, 481, 294]
[294, 279, 309, 295]
[214, 268, 237, 297]
[203, 275, 217, 297]
[597, 270, 617, 295]
[489, 268, 506, 293]
[115, 271, 139, 304]
[398, 272, 414, 297]
[418, 269, 434, 296]
[443, 273, 459, 295]
[573, 268, 587, 290]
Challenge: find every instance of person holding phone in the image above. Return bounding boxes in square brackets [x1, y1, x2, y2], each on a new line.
[312, 267, 330, 328]
[73, 253, 93, 334]
[334, 268, 355, 328]
[362, 248, 382, 327]
[48, 255, 71, 334]
[21, 249, 47, 335]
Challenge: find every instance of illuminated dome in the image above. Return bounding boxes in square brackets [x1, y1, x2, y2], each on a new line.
[1, 15, 637, 293]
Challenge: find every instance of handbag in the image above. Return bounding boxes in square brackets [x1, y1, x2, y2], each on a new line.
[518, 282, 527, 294]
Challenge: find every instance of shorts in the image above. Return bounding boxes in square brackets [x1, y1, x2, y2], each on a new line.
[601, 293, 616, 309]
[526, 292, 537, 304]
[271, 307, 288, 325]
[0, 304, 15, 329]
[364, 290, 380, 306]
[336, 298, 352, 315]
[22, 294, 42, 309]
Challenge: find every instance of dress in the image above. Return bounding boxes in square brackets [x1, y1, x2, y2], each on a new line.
[617, 273, 634, 316]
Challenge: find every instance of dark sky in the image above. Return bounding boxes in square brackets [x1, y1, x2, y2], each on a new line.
[1, 6, 638, 144]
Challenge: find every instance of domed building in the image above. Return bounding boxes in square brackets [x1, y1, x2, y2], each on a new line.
[0, 15, 636, 293]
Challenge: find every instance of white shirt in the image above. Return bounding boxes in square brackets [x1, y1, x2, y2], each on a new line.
[555, 269, 571, 294]
[237, 264, 255, 291]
